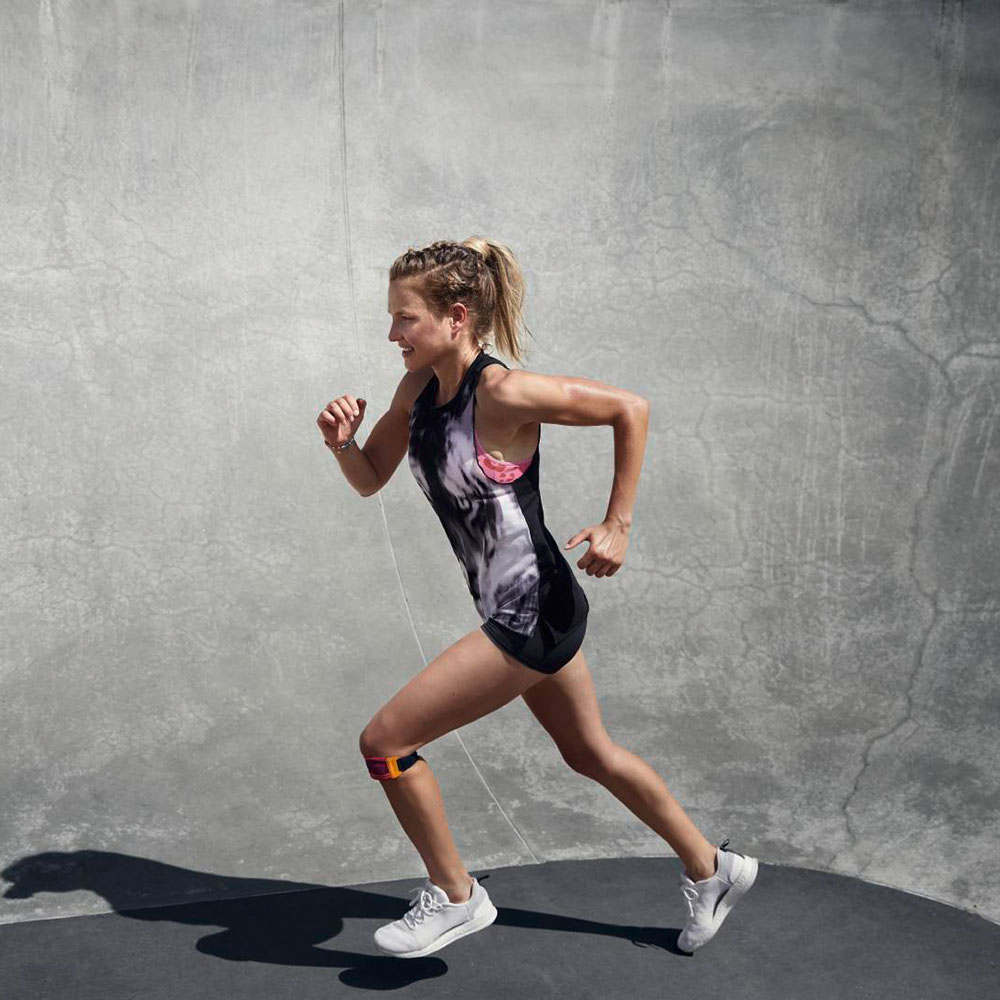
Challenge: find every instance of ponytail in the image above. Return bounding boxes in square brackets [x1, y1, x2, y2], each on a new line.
[388, 237, 535, 365]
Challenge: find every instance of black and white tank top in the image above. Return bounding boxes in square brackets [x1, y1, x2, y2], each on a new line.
[407, 349, 589, 639]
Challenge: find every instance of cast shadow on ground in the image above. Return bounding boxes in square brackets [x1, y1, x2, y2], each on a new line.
[1, 850, 684, 986]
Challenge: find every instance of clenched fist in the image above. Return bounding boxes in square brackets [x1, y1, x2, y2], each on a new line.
[317, 393, 367, 450]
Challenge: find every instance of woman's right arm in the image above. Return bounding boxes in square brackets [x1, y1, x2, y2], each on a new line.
[318, 369, 429, 498]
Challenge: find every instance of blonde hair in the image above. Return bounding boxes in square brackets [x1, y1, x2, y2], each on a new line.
[388, 236, 535, 364]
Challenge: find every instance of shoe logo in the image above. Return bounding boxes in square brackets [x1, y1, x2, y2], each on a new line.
[712, 887, 729, 918]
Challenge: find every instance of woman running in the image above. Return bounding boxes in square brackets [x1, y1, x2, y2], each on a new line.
[316, 237, 758, 959]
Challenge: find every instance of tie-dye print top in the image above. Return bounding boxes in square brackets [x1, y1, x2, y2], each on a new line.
[407, 349, 585, 637]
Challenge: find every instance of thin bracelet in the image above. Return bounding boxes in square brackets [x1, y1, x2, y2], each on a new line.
[327, 436, 356, 455]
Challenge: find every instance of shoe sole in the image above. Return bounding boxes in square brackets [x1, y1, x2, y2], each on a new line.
[374, 896, 499, 959]
[679, 855, 759, 954]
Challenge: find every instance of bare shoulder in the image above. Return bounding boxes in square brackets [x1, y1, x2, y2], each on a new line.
[475, 363, 526, 427]
[480, 362, 511, 389]
[477, 363, 533, 406]
[477, 364, 645, 428]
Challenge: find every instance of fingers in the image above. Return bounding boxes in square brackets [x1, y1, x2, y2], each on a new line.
[316, 395, 366, 447]
[571, 526, 626, 578]
[325, 395, 360, 419]
[340, 395, 362, 417]
[580, 557, 619, 578]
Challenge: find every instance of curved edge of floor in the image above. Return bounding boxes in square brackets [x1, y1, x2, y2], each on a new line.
[1, 854, 997, 998]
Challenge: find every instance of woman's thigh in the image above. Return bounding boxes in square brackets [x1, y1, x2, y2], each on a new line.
[360, 625, 550, 756]
[518, 646, 615, 770]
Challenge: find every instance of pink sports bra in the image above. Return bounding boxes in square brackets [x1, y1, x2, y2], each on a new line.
[474, 425, 532, 483]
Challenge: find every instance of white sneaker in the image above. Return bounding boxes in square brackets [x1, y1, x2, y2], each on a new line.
[373, 875, 497, 958]
[677, 838, 758, 953]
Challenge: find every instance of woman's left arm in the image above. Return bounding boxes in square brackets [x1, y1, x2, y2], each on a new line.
[486, 370, 650, 578]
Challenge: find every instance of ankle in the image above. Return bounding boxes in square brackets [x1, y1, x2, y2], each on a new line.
[684, 850, 718, 882]
[438, 875, 474, 903]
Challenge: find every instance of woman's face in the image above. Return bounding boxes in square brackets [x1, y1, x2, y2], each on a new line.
[387, 279, 466, 367]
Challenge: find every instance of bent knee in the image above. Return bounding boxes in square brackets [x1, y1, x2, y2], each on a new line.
[359, 719, 408, 758]
[563, 741, 617, 777]
[359, 722, 383, 757]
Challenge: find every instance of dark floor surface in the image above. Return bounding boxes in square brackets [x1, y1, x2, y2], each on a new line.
[1, 855, 997, 999]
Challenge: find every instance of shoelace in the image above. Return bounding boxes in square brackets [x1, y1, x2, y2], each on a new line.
[681, 883, 700, 919]
[403, 885, 445, 929]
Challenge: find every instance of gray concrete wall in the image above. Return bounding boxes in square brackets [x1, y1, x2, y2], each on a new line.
[2, 0, 998, 926]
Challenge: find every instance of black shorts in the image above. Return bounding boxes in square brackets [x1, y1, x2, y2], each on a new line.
[480, 576, 589, 675]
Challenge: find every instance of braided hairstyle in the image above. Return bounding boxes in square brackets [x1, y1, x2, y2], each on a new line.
[388, 237, 535, 364]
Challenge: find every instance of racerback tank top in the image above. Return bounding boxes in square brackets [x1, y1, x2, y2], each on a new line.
[407, 349, 589, 666]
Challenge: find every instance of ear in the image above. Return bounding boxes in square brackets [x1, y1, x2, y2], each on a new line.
[450, 301, 469, 329]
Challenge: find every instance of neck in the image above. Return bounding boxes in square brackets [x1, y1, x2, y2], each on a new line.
[435, 346, 482, 403]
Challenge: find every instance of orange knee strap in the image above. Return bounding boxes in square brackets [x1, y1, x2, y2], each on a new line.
[364, 750, 423, 780]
